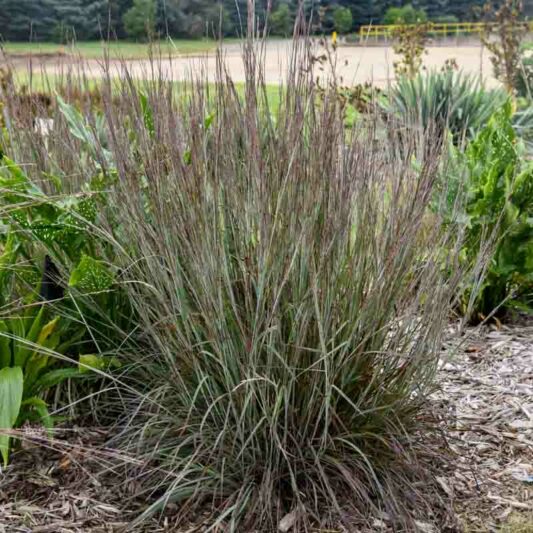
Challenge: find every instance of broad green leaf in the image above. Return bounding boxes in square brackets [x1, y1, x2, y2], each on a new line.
[56, 96, 112, 163]
[0, 156, 28, 190]
[204, 112, 215, 130]
[56, 95, 93, 145]
[0, 156, 43, 197]
[0, 366, 23, 466]
[24, 317, 61, 391]
[36, 317, 60, 346]
[69, 255, 114, 293]
[34, 367, 83, 391]
[14, 307, 45, 368]
[79, 354, 121, 374]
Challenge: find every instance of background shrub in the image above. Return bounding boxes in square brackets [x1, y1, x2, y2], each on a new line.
[383, 4, 427, 25]
[333, 5, 353, 34]
[122, 0, 156, 40]
[270, 3, 293, 37]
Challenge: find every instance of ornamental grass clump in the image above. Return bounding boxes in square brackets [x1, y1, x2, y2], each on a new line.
[1, 41, 474, 530]
[91, 52, 470, 529]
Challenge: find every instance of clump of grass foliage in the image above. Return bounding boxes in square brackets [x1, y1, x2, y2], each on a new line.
[0, 38, 478, 530]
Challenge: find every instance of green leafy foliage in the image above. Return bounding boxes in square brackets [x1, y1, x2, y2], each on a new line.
[122, 0, 156, 40]
[383, 3, 427, 24]
[69, 255, 114, 293]
[0, 155, 111, 310]
[0, 366, 23, 466]
[56, 96, 111, 164]
[459, 102, 533, 317]
[139, 91, 155, 138]
[78, 353, 120, 373]
[269, 3, 293, 36]
[0, 149, 127, 360]
[333, 5, 353, 34]
[0, 155, 98, 259]
[0, 233, 18, 307]
[0, 0, 492, 42]
[0, 306, 85, 464]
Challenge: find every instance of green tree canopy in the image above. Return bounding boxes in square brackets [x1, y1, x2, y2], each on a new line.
[123, 0, 156, 39]
[333, 5, 353, 33]
[383, 4, 427, 25]
[0, 0, 508, 41]
[270, 3, 293, 36]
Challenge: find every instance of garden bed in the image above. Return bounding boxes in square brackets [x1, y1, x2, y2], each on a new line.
[1, 321, 531, 532]
[438, 319, 533, 532]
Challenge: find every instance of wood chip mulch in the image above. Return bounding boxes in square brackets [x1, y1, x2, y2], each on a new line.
[436, 317, 533, 532]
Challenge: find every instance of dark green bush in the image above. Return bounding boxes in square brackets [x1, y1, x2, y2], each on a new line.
[333, 5, 353, 34]
[270, 3, 293, 36]
[383, 4, 427, 25]
[122, 0, 156, 40]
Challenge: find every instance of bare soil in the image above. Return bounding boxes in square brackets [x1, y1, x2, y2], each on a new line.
[3, 40, 498, 88]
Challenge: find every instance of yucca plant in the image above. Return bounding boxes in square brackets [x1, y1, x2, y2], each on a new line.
[384, 69, 508, 143]
[0, 44, 478, 530]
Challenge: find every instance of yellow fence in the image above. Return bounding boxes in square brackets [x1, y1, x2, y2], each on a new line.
[359, 21, 533, 40]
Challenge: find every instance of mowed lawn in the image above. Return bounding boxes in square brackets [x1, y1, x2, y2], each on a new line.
[1, 39, 222, 59]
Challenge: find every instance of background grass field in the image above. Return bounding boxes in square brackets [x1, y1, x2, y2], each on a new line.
[1, 39, 221, 59]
